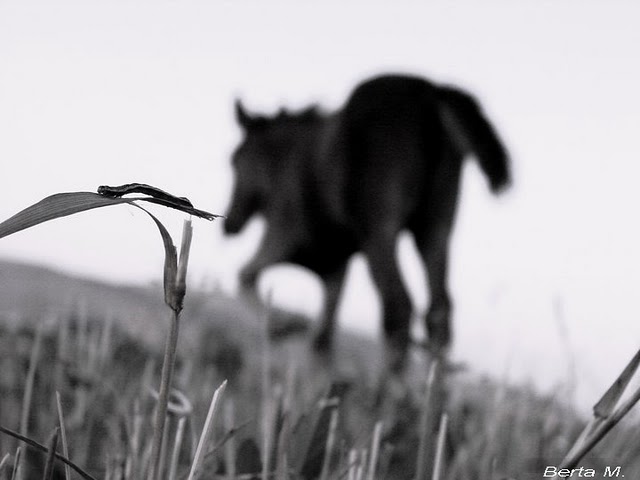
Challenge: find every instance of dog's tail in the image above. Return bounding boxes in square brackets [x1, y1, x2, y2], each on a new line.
[437, 85, 511, 193]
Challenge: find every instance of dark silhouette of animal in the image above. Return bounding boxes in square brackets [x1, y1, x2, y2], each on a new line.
[224, 74, 510, 370]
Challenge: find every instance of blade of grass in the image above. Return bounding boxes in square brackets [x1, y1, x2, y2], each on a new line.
[431, 414, 448, 480]
[559, 347, 640, 467]
[43, 428, 60, 480]
[366, 421, 382, 480]
[187, 380, 228, 480]
[0, 454, 10, 472]
[157, 414, 171, 479]
[0, 192, 134, 240]
[147, 310, 181, 480]
[0, 426, 97, 480]
[20, 321, 44, 437]
[558, 383, 640, 471]
[126, 400, 140, 478]
[168, 417, 187, 480]
[184, 417, 253, 479]
[55, 392, 72, 480]
[355, 449, 367, 480]
[55, 313, 69, 392]
[415, 359, 440, 480]
[347, 450, 358, 480]
[224, 401, 236, 480]
[594, 347, 640, 418]
[174, 219, 194, 312]
[10, 447, 21, 480]
[131, 204, 178, 310]
[319, 409, 339, 480]
[275, 413, 291, 480]
[262, 291, 274, 480]
[147, 219, 190, 480]
[98, 314, 114, 373]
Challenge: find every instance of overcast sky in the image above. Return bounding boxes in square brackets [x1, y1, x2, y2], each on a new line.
[1, 0, 639, 408]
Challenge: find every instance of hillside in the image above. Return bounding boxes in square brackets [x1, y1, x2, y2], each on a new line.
[1, 258, 639, 479]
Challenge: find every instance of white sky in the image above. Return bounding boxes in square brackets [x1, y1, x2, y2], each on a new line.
[1, 0, 639, 408]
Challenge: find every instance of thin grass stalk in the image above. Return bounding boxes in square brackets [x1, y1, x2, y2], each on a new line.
[174, 219, 193, 307]
[0, 453, 10, 472]
[431, 414, 448, 480]
[275, 414, 291, 480]
[10, 447, 21, 480]
[355, 449, 367, 480]
[283, 358, 297, 417]
[148, 220, 193, 480]
[224, 401, 236, 480]
[103, 454, 112, 480]
[366, 421, 383, 480]
[98, 314, 114, 373]
[141, 360, 157, 398]
[261, 292, 273, 480]
[86, 326, 102, 390]
[148, 311, 181, 480]
[55, 313, 69, 391]
[560, 417, 598, 466]
[43, 428, 60, 480]
[556, 383, 640, 472]
[20, 321, 44, 437]
[168, 416, 187, 480]
[552, 297, 578, 400]
[74, 308, 91, 435]
[319, 409, 339, 480]
[275, 359, 297, 480]
[158, 414, 171, 479]
[415, 359, 440, 480]
[75, 301, 88, 360]
[0, 426, 96, 480]
[197, 418, 252, 472]
[347, 450, 358, 480]
[127, 400, 142, 479]
[562, 347, 640, 466]
[141, 439, 153, 480]
[189, 416, 199, 467]
[187, 380, 228, 480]
[480, 378, 508, 480]
[55, 391, 71, 480]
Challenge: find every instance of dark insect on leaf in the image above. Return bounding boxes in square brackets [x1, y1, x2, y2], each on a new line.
[97, 182, 193, 208]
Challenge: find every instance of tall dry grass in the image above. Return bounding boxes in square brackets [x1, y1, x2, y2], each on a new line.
[1, 187, 639, 479]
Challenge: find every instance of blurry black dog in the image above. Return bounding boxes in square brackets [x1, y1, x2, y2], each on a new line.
[224, 74, 510, 371]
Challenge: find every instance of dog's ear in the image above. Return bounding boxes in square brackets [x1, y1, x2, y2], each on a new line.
[235, 99, 256, 129]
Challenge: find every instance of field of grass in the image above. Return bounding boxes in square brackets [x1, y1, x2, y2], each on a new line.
[1, 259, 639, 480]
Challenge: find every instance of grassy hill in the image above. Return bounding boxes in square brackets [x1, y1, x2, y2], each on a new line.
[0, 259, 638, 479]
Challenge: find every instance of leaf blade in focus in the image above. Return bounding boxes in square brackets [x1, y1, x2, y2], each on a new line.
[0, 192, 139, 240]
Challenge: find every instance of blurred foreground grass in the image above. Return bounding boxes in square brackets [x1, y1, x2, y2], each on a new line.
[0, 259, 639, 479]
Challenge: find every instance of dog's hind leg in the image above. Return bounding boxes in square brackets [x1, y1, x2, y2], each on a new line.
[413, 221, 453, 353]
[362, 226, 413, 372]
[313, 265, 347, 352]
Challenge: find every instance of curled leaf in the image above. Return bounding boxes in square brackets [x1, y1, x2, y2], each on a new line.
[0, 191, 219, 241]
[131, 203, 178, 310]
